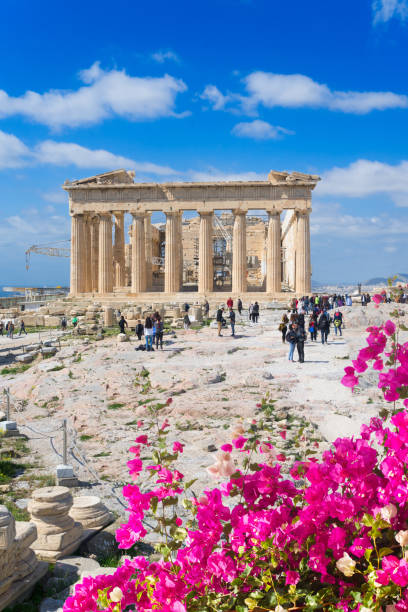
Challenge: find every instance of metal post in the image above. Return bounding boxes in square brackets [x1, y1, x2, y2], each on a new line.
[5, 388, 10, 421]
[62, 419, 68, 465]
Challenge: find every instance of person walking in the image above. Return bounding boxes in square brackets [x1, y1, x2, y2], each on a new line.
[203, 299, 210, 319]
[216, 307, 224, 337]
[226, 297, 233, 309]
[183, 313, 191, 330]
[144, 315, 154, 351]
[18, 320, 27, 336]
[136, 319, 144, 341]
[237, 298, 243, 316]
[184, 302, 190, 313]
[248, 303, 253, 322]
[8, 321, 14, 339]
[333, 310, 343, 336]
[155, 315, 164, 349]
[71, 316, 78, 328]
[318, 311, 330, 344]
[118, 315, 128, 334]
[61, 316, 67, 331]
[309, 317, 317, 342]
[228, 307, 236, 337]
[279, 314, 288, 343]
[252, 301, 259, 323]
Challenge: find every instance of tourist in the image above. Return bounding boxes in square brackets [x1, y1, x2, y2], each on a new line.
[237, 298, 243, 316]
[279, 313, 288, 343]
[144, 315, 154, 351]
[216, 307, 224, 337]
[183, 312, 191, 330]
[345, 295, 352, 307]
[252, 302, 259, 323]
[71, 316, 78, 328]
[318, 311, 330, 344]
[61, 316, 67, 331]
[7, 321, 14, 339]
[154, 315, 164, 350]
[309, 317, 317, 341]
[118, 315, 128, 334]
[203, 299, 210, 318]
[226, 297, 233, 309]
[286, 322, 305, 362]
[135, 319, 144, 341]
[297, 310, 305, 330]
[0, 321, 3, 336]
[184, 302, 190, 313]
[333, 310, 343, 336]
[248, 303, 253, 321]
[228, 307, 236, 337]
[18, 320, 27, 336]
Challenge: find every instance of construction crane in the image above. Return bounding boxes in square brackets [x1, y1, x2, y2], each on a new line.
[25, 240, 70, 270]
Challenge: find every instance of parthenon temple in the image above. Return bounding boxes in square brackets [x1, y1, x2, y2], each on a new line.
[63, 169, 320, 299]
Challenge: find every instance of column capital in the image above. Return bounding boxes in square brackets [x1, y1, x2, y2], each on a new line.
[267, 208, 282, 217]
[197, 209, 214, 217]
[295, 208, 311, 216]
[232, 208, 248, 216]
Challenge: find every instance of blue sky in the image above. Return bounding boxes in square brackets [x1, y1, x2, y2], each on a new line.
[1, 0, 408, 286]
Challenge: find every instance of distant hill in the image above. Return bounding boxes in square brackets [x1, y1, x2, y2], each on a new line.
[365, 274, 408, 286]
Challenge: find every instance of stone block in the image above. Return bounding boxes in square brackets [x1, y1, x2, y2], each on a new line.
[26, 343, 41, 352]
[117, 333, 128, 342]
[126, 319, 138, 329]
[44, 316, 61, 327]
[69, 496, 113, 530]
[42, 346, 58, 356]
[55, 465, 74, 479]
[0, 421, 18, 436]
[15, 353, 35, 363]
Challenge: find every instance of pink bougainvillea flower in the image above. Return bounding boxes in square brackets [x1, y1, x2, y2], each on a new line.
[134, 435, 148, 445]
[372, 294, 382, 304]
[285, 571, 300, 585]
[232, 436, 248, 449]
[173, 441, 184, 453]
[279, 430, 287, 440]
[221, 444, 233, 453]
[341, 366, 359, 389]
[384, 320, 396, 336]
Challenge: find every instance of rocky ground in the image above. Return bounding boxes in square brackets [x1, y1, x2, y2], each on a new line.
[1, 301, 406, 518]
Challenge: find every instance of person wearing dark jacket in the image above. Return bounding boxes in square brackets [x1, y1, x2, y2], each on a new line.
[237, 298, 243, 316]
[297, 312, 305, 329]
[318, 311, 330, 344]
[252, 302, 260, 323]
[154, 316, 164, 349]
[286, 323, 306, 363]
[229, 308, 236, 337]
[216, 307, 224, 337]
[119, 315, 128, 334]
[135, 320, 144, 341]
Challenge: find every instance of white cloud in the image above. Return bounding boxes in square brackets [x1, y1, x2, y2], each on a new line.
[0, 130, 30, 168]
[33, 140, 176, 175]
[0, 131, 177, 176]
[373, 0, 408, 23]
[311, 202, 408, 239]
[231, 119, 294, 140]
[0, 210, 70, 248]
[200, 85, 232, 110]
[317, 159, 408, 206]
[203, 72, 408, 115]
[151, 50, 180, 63]
[42, 191, 67, 204]
[0, 62, 188, 129]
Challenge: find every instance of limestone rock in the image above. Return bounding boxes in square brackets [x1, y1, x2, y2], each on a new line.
[69, 496, 113, 530]
[28, 487, 83, 562]
[15, 353, 35, 363]
[117, 333, 128, 342]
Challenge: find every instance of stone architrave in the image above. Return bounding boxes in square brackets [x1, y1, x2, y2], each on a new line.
[266, 210, 282, 293]
[198, 211, 213, 294]
[164, 212, 181, 293]
[113, 211, 125, 288]
[70, 214, 85, 295]
[131, 214, 146, 293]
[28, 486, 83, 562]
[90, 216, 99, 293]
[295, 209, 311, 294]
[144, 213, 153, 290]
[98, 214, 113, 294]
[232, 210, 247, 294]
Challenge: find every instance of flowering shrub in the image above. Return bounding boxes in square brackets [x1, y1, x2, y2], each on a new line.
[63, 308, 408, 612]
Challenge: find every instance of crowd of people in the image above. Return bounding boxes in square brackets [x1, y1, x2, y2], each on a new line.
[280, 296, 345, 363]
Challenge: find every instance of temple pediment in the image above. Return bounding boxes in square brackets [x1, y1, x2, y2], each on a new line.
[65, 169, 135, 186]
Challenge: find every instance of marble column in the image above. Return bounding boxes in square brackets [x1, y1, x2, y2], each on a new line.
[131, 214, 146, 293]
[84, 216, 92, 293]
[90, 217, 99, 293]
[70, 214, 85, 295]
[164, 212, 181, 294]
[177, 212, 183, 288]
[113, 212, 125, 288]
[98, 214, 113, 294]
[144, 213, 152, 290]
[266, 210, 281, 294]
[198, 211, 214, 293]
[232, 210, 247, 294]
[295, 209, 311, 294]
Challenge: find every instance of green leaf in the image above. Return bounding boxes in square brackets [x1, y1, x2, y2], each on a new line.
[364, 548, 373, 562]
[379, 547, 394, 558]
